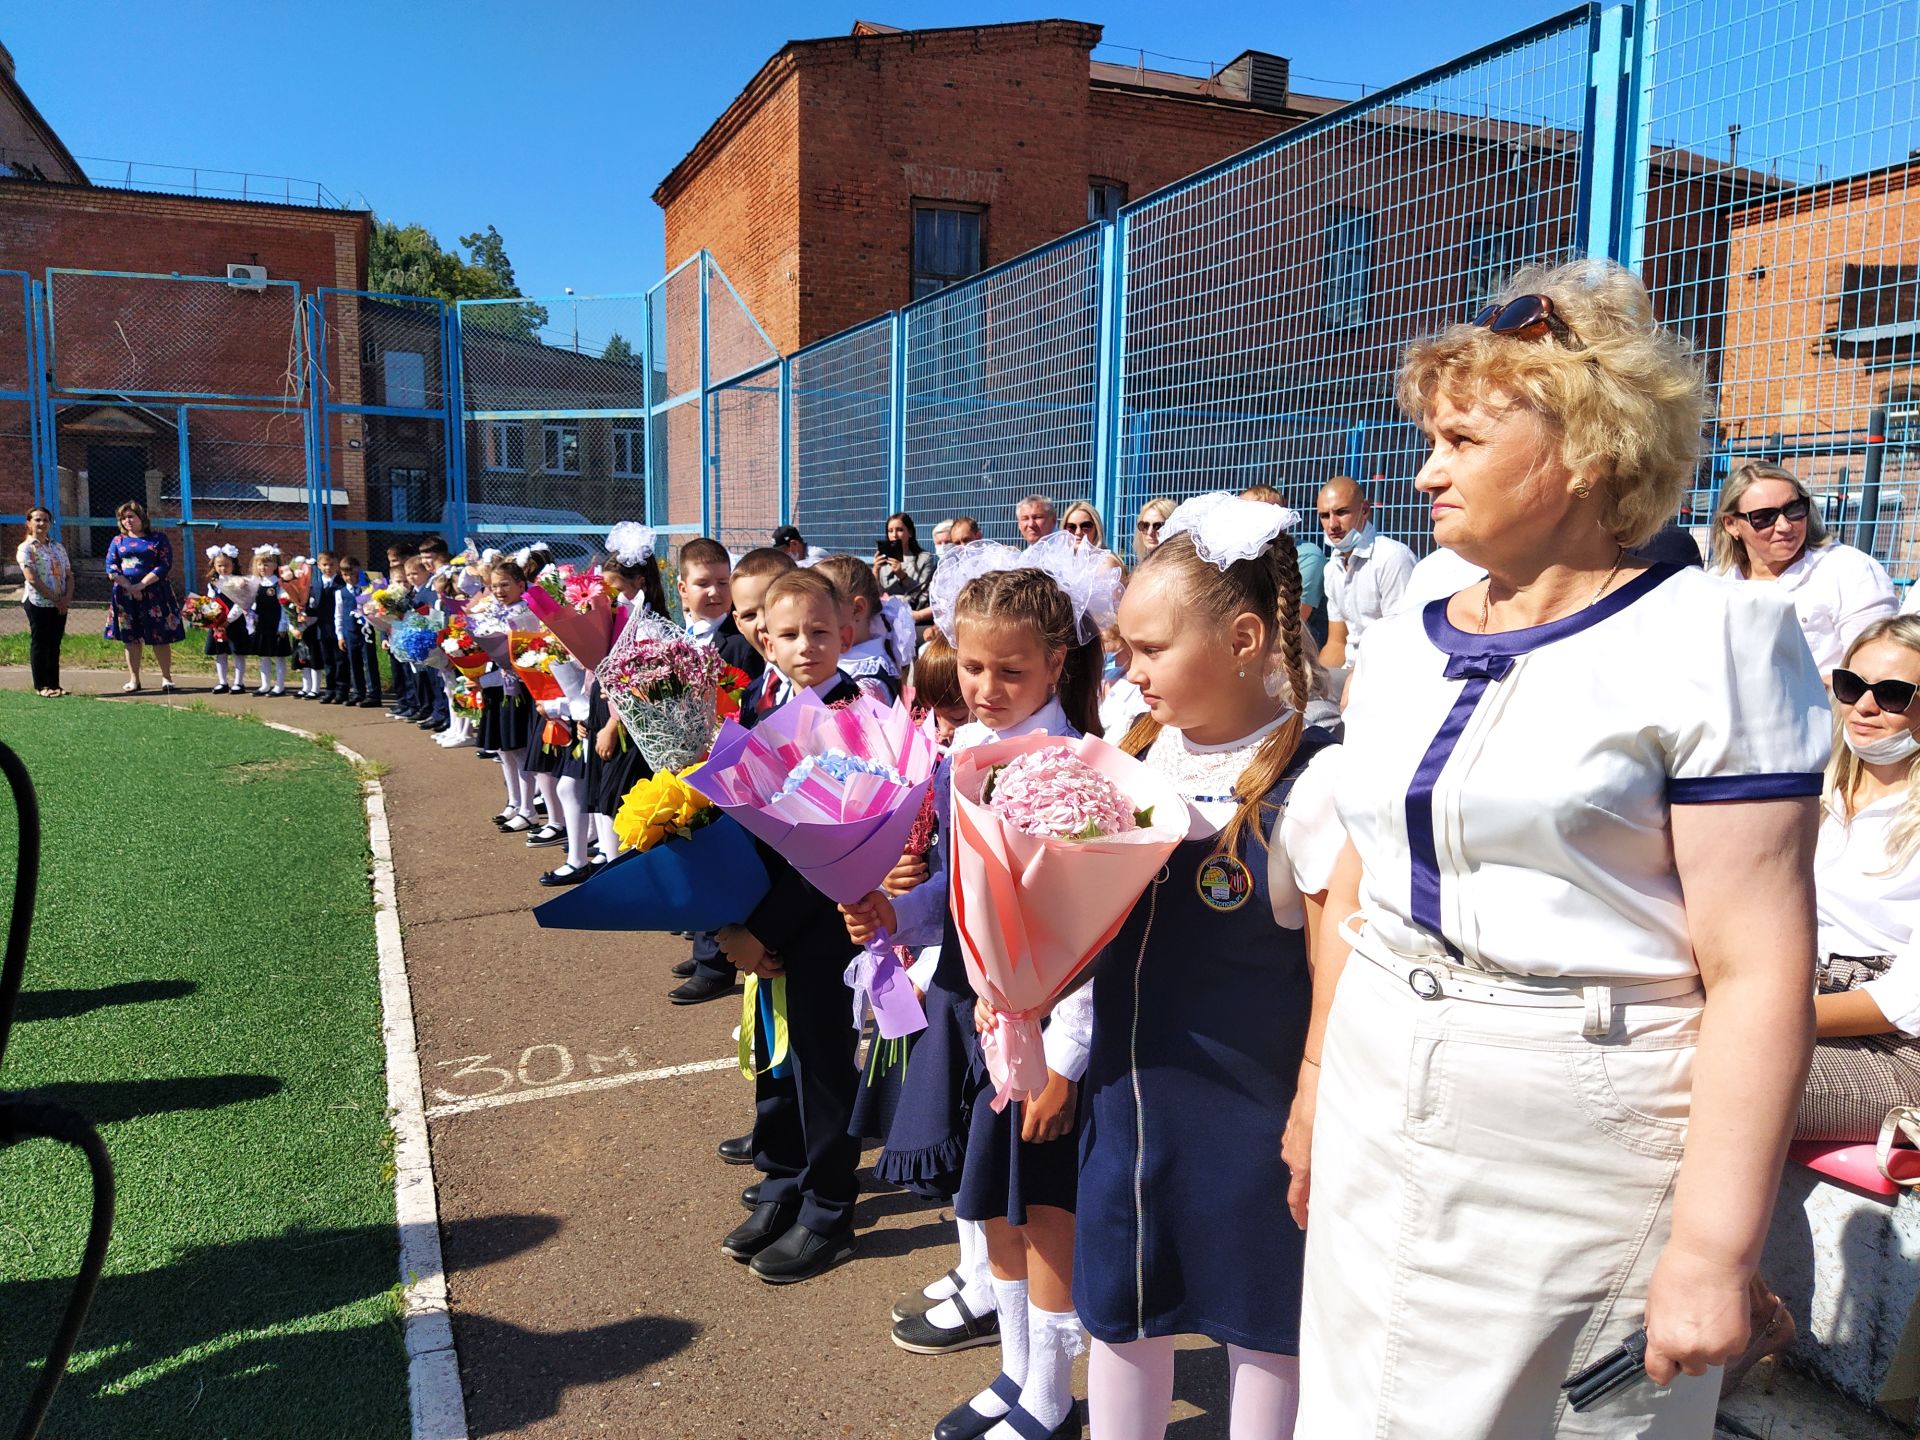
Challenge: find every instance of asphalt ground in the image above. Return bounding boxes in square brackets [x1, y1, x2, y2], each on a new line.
[2, 667, 1238, 1439]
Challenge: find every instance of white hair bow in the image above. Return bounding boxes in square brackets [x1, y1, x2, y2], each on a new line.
[206, 543, 239, 560]
[1160, 492, 1296, 571]
[928, 533, 1124, 644]
[252, 543, 282, 558]
[606, 521, 656, 567]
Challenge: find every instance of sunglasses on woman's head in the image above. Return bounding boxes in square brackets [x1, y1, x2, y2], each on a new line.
[1733, 497, 1811, 530]
[1833, 668, 1918, 714]
[1472, 293, 1576, 345]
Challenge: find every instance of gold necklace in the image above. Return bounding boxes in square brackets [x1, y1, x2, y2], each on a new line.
[1478, 548, 1627, 634]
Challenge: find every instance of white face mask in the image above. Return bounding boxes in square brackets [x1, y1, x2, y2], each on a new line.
[1328, 519, 1371, 554]
[934, 541, 951, 560]
[1844, 727, 1920, 766]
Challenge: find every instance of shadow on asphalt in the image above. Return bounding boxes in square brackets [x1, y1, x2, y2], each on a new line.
[0, 1214, 583, 1437]
[7, 1074, 283, 1125]
[14, 979, 198, 1024]
[463, 1313, 701, 1438]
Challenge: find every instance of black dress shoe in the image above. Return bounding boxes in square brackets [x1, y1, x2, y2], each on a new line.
[356, 698, 380, 708]
[417, 717, 438, 730]
[668, 972, 736, 1005]
[717, 1133, 753, 1165]
[476, 749, 497, 759]
[538, 865, 591, 887]
[892, 1292, 1000, 1355]
[671, 957, 698, 978]
[931, 1376, 1023, 1440]
[525, 825, 567, 848]
[749, 1221, 855, 1284]
[741, 1182, 760, 1210]
[721, 1200, 798, 1262]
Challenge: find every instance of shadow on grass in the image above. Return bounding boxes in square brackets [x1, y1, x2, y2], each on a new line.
[2, 1212, 695, 1437]
[15, 980, 197, 1024]
[7, 1074, 283, 1125]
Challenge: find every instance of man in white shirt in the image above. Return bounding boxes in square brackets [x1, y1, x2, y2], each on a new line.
[1318, 475, 1415, 671]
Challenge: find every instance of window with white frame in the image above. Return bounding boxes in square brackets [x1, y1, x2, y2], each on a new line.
[543, 422, 580, 475]
[483, 420, 525, 472]
[1321, 205, 1372, 331]
[613, 425, 644, 479]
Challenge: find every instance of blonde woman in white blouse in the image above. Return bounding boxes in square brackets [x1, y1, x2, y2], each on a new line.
[1804, 615, 1920, 1139]
[16, 505, 73, 696]
[1710, 462, 1895, 675]
[1286, 264, 1830, 1438]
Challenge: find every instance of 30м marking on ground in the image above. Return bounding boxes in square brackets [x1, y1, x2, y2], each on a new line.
[424, 1043, 736, 1119]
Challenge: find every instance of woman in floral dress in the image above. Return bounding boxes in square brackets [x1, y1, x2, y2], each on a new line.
[103, 499, 185, 693]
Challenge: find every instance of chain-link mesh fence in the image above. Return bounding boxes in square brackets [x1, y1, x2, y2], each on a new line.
[1113, 12, 1595, 559]
[902, 230, 1101, 545]
[709, 361, 783, 554]
[789, 318, 894, 555]
[1636, 0, 1920, 575]
[46, 270, 306, 402]
[0, 270, 35, 523]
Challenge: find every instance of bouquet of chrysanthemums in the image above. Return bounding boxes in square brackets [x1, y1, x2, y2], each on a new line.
[687, 688, 940, 1040]
[595, 614, 748, 772]
[182, 592, 227, 630]
[949, 734, 1185, 1109]
[438, 615, 491, 678]
[361, 582, 411, 630]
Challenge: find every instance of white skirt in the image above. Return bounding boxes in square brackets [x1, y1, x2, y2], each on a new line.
[1297, 935, 1721, 1439]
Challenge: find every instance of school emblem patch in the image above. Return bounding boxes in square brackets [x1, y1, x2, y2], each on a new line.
[1196, 854, 1252, 913]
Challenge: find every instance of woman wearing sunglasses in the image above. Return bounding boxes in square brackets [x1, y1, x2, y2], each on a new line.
[1803, 617, 1920, 1138]
[1710, 462, 1894, 675]
[1133, 496, 1176, 561]
[1288, 263, 1832, 1439]
[1059, 499, 1106, 550]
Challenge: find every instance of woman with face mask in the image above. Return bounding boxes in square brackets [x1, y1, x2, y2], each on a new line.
[1803, 615, 1920, 1141]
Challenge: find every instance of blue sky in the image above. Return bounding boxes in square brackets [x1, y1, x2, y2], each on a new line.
[6, 0, 1558, 302]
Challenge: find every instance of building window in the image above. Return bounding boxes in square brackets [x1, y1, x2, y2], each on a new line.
[389, 465, 429, 523]
[1089, 180, 1127, 225]
[1463, 225, 1515, 317]
[483, 420, 524, 472]
[1321, 205, 1372, 331]
[912, 205, 984, 301]
[383, 350, 428, 409]
[543, 422, 580, 475]
[1835, 264, 1920, 360]
[612, 425, 644, 479]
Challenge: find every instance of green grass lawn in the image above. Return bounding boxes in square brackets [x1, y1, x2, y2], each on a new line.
[0, 626, 220, 676]
[0, 692, 407, 1437]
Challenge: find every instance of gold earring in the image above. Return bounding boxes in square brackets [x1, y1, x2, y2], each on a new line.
[1572, 479, 1592, 500]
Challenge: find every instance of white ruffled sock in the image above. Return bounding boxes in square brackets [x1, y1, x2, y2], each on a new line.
[967, 1277, 1028, 1419]
[924, 1216, 997, 1325]
[988, 1305, 1081, 1436]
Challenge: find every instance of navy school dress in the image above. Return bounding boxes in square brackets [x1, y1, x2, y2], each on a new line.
[477, 680, 531, 753]
[870, 917, 975, 1200]
[524, 705, 587, 779]
[585, 686, 652, 816]
[1074, 731, 1332, 1353]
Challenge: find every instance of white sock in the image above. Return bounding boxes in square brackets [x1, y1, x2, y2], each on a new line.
[970, 1277, 1028, 1419]
[987, 1305, 1081, 1437]
[959, 1218, 993, 1291]
[924, 1270, 998, 1330]
[214, 657, 230, 687]
[593, 812, 618, 858]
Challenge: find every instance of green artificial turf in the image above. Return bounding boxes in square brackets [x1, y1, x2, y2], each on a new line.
[0, 693, 407, 1437]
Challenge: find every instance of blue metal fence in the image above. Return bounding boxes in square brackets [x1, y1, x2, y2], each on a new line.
[11, 0, 1917, 582]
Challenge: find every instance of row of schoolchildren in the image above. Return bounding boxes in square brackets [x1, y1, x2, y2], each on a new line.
[644, 504, 1335, 1440]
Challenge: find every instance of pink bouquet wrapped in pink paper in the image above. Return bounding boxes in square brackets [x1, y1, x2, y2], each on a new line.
[949, 732, 1187, 1110]
[686, 688, 941, 1040]
[524, 576, 621, 670]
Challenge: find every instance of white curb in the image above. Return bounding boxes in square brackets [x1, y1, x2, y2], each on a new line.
[264, 723, 468, 1440]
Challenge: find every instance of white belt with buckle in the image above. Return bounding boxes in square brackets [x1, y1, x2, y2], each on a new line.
[1341, 913, 1702, 1032]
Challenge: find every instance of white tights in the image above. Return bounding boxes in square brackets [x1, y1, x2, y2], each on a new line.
[498, 751, 533, 820]
[592, 812, 619, 860]
[1087, 1336, 1298, 1440]
[555, 774, 590, 867]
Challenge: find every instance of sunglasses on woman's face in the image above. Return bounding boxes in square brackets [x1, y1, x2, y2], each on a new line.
[1472, 293, 1576, 345]
[1833, 668, 1918, 714]
[1733, 497, 1811, 530]
[1136, 519, 1163, 535]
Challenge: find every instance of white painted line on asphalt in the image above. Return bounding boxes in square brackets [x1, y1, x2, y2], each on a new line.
[264, 722, 469, 1440]
[424, 1056, 737, 1120]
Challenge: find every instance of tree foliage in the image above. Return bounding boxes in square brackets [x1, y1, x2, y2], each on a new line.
[602, 331, 638, 366]
[367, 219, 549, 339]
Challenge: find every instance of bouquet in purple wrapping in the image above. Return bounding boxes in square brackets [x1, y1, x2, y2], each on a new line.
[685, 687, 940, 1040]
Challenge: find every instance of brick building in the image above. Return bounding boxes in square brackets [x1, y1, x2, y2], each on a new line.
[654, 18, 1326, 354]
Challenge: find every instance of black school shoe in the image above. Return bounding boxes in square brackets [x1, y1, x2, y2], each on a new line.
[722, 1200, 798, 1261]
[932, 1376, 1023, 1440]
[716, 1133, 753, 1165]
[741, 1182, 760, 1210]
[891, 1292, 1000, 1355]
[671, 957, 698, 978]
[749, 1220, 856, 1283]
[893, 1267, 966, 1322]
[668, 972, 736, 1005]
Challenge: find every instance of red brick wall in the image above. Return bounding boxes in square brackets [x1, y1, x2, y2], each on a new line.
[661, 66, 802, 354]
[793, 22, 1100, 347]
[1088, 89, 1296, 208]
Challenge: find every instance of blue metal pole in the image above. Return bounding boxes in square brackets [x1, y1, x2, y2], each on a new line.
[1579, 4, 1632, 262]
[177, 405, 196, 591]
[778, 357, 793, 527]
[640, 283, 657, 528]
[698, 252, 713, 538]
[24, 276, 46, 516]
[305, 298, 326, 555]
[887, 310, 907, 515]
[445, 301, 469, 546]
[1618, 0, 1655, 269]
[1091, 217, 1126, 528]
